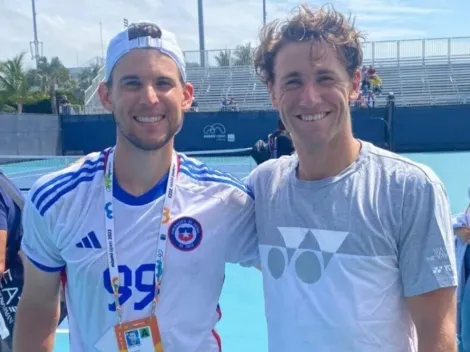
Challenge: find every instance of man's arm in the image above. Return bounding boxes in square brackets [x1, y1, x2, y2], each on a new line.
[13, 258, 62, 352]
[13, 188, 66, 352]
[407, 287, 456, 352]
[399, 175, 457, 352]
[224, 189, 260, 267]
[0, 195, 8, 276]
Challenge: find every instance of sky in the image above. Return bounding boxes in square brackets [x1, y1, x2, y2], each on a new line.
[0, 0, 469, 69]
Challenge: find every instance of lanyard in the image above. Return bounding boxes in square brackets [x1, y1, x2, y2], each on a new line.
[104, 147, 178, 324]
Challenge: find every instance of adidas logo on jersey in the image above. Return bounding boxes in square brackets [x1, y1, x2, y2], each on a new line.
[76, 231, 102, 249]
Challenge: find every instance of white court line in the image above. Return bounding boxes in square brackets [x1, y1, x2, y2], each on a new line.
[56, 329, 69, 334]
[8, 166, 60, 177]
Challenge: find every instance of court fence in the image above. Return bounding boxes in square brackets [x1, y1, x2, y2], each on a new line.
[0, 113, 62, 156]
[2, 101, 470, 159]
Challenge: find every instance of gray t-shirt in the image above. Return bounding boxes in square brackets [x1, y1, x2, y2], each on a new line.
[245, 140, 457, 352]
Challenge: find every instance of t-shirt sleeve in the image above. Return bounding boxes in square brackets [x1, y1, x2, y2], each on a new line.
[21, 195, 65, 272]
[0, 193, 7, 231]
[399, 178, 457, 297]
[225, 187, 260, 267]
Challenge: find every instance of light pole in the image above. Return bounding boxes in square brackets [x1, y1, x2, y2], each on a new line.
[30, 0, 43, 68]
[263, 0, 267, 26]
[197, 0, 206, 67]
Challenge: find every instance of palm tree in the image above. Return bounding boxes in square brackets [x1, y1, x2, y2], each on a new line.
[0, 52, 31, 113]
[233, 43, 253, 66]
[28, 56, 72, 114]
[215, 50, 231, 67]
[77, 61, 102, 92]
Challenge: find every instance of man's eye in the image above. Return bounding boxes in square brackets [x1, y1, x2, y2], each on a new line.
[124, 81, 140, 88]
[286, 79, 301, 86]
[319, 76, 334, 83]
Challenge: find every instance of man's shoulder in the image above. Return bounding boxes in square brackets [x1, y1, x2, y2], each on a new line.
[245, 155, 295, 196]
[249, 155, 294, 180]
[28, 151, 106, 216]
[177, 152, 253, 200]
[365, 142, 444, 187]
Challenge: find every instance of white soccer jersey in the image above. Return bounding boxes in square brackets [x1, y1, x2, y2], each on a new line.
[21, 149, 258, 352]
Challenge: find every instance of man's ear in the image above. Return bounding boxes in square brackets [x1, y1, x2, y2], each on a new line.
[349, 70, 361, 101]
[182, 82, 194, 111]
[98, 82, 114, 113]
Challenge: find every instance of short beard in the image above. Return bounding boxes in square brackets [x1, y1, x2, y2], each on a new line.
[114, 113, 181, 151]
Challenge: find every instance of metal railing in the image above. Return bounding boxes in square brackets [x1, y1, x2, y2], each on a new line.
[183, 37, 470, 67]
[83, 36, 470, 113]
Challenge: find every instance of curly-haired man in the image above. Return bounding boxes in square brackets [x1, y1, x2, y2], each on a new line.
[245, 4, 457, 352]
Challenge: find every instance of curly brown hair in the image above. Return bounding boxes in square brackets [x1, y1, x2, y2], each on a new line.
[253, 3, 365, 86]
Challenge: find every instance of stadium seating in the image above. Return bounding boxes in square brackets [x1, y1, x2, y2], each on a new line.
[83, 40, 470, 114]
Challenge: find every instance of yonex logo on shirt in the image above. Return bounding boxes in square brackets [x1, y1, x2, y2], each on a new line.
[263, 227, 349, 284]
[76, 231, 102, 249]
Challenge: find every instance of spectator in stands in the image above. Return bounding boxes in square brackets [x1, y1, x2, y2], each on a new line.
[369, 73, 382, 95]
[360, 65, 368, 86]
[228, 98, 239, 112]
[367, 90, 376, 108]
[220, 97, 230, 111]
[367, 64, 376, 76]
[361, 76, 370, 94]
[191, 98, 199, 112]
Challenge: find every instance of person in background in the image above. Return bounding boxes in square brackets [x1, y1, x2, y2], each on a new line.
[247, 3, 457, 351]
[190, 97, 199, 112]
[251, 119, 295, 166]
[452, 192, 470, 352]
[0, 171, 67, 352]
[367, 64, 376, 76]
[369, 73, 382, 95]
[0, 171, 23, 352]
[267, 119, 294, 159]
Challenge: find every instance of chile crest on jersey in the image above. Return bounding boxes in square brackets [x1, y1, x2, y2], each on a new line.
[168, 217, 203, 251]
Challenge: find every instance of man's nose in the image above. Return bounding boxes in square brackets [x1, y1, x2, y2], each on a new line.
[140, 85, 160, 105]
[299, 81, 321, 108]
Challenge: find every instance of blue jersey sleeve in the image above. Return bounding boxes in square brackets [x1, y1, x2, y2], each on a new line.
[21, 196, 65, 272]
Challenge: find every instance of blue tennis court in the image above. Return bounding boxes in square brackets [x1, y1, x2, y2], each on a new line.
[2, 150, 469, 352]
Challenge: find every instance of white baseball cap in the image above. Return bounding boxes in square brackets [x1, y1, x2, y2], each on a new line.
[105, 21, 186, 83]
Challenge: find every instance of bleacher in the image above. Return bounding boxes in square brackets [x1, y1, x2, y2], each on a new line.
[83, 37, 470, 114]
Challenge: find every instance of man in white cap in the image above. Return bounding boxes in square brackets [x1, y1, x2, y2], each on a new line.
[14, 21, 258, 352]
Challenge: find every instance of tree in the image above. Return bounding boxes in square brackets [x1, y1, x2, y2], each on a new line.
[233, 42, 253, 66]
[28, 56, 72, 114]
[215, 50, 231, 67]
[0, 52, 31, 113]
[77, 61, 102, 92]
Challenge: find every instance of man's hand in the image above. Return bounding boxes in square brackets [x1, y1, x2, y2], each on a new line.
[455, 227, 470, 243]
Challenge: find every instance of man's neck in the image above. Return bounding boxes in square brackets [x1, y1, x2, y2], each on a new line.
[113, 140, 173, 197]
[296, 136, 361, 181]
